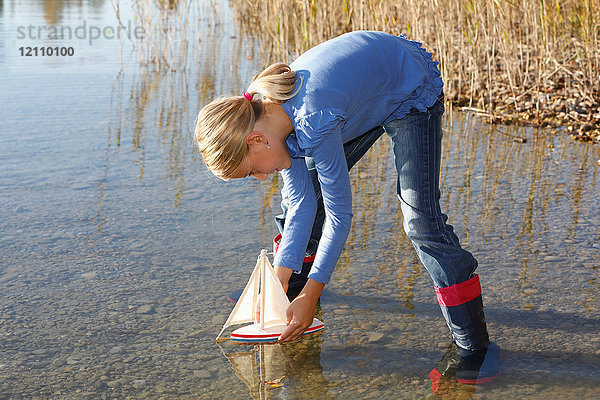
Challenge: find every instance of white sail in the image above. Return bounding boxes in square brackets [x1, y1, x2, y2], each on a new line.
[261, 255, 290, 328]
[216, 256, 261, 339]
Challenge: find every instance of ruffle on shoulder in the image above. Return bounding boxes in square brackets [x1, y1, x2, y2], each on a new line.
[394, 34, 445, 117]
[294, 108, 348, 151]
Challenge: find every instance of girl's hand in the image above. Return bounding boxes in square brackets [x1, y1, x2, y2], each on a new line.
[274, 265, 293, 292]
[279, 278, 324, 342]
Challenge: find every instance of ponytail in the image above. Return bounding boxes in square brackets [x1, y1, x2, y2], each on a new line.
[194, 63, 301, 180]
[246, 63, 301, 104]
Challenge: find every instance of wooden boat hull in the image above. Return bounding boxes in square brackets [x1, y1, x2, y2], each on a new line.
[231, 318, 324, 343]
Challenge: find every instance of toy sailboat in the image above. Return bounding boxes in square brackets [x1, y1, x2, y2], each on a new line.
[216, 249, 324, 343]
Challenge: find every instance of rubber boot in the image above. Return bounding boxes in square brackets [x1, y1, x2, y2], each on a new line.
[430, 342, 503, 396]
[227, 235, 314, 303]
[434, 275, 502, 384]
[455, 342, 502, 384]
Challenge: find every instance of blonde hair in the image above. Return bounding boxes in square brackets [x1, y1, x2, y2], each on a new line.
[194, 63, 301, 180]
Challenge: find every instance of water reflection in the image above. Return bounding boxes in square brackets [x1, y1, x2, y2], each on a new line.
[104, 0, 259, 210]
[41, 0, 106, 25]
[219, 333, 333, 400]
[108, 68, 192, 200]
[429, 344, 477, 399]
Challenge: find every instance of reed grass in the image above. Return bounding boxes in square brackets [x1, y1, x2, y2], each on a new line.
[231, 0, 600, 133]
[122, 0, 195, 71]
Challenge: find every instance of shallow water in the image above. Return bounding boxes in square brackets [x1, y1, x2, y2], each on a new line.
[1, 1, 599, 399]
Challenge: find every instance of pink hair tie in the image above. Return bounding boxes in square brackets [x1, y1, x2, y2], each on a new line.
[243, 91, 253, 101]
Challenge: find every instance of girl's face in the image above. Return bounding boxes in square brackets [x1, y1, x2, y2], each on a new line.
[231, 133, 291, 181]
[230, 102, 293, 181]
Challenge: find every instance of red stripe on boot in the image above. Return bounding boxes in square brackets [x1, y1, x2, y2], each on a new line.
[435, 275, 482, 307]
[304, 253, 316, 262]
[273, 233, 282, 255]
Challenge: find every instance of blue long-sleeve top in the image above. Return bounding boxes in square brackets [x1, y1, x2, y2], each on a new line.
[273, 31, 443, 284]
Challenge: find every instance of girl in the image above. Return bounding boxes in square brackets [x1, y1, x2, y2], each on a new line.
[195, 31, 500, 383]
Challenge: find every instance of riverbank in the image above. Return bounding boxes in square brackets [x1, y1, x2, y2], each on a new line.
[230, 0, 600, 144]
[453, 86, 600, 144]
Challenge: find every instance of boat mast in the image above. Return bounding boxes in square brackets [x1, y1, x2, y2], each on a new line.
[260, 249, 266, 330]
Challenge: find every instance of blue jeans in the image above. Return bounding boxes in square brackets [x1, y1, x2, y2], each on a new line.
[275, 99, 477, 288]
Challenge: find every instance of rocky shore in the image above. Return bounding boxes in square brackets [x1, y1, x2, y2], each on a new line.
[449, 87, 600, 144]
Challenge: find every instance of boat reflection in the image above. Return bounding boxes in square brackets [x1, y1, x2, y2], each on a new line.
[218, 306, 333, 400]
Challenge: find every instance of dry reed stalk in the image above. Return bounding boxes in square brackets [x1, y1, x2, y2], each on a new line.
[230, 0, 600, 137]
[122, 0, 197, 71]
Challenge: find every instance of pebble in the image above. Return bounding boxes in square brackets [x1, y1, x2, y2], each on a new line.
[558, 322, 576, 329]
[136, 305, 155, 315]
[360, 322, 377, 330]
[193, 369, 211, 379]
[543, 255, 563, 262]
[0, 272, 19, 283]
[367, 332, 384, 343]
[106, 380, 121, 388]
[196, 354, 217, 362]
[81, 272, 98, 280]
[132, 379, 147, 388]
[523, 288, 539, 295]
[182, 264, 204, 271]
[155, 307, 169, 315]
[71, 183, 90, 190]
[65, 355, 81, 365]
[52, 358, 66, 367]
